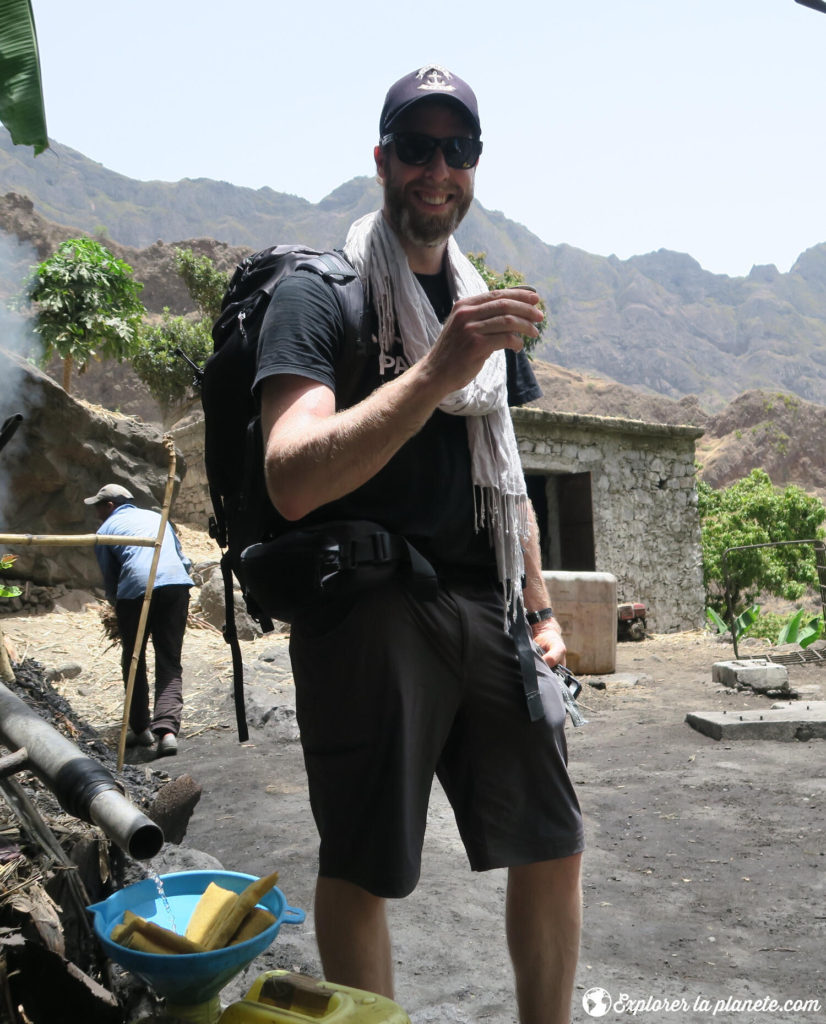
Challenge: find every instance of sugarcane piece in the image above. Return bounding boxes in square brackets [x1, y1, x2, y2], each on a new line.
[113, 910, 205, 954]
[110, 916, 140, 947]
[184, 881, 238, 946]
[203, 870, 280, 951]
[229, 906, 277, 945]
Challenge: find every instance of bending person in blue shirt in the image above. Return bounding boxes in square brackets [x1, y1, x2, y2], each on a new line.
[85, 483, 193, 757]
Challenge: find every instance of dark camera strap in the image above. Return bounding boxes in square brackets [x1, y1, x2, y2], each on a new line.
[509, 600, 545, 723]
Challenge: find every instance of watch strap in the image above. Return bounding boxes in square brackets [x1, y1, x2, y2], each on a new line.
[526, 606, 554, 626]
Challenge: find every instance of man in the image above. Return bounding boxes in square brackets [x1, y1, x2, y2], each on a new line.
[255, 65, 584, 1023]
[85, 483, 192, 757]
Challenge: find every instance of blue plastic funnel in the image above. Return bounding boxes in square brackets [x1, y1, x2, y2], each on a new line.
[87, 870, 305, 1009]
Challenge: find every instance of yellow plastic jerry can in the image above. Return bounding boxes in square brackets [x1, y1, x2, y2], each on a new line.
[218, 971, 411, 1024]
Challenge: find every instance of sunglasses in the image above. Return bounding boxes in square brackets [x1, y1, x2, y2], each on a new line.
[381, 132, 483, 170]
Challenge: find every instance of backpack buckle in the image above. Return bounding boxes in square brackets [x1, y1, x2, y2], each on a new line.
[371, 531, 392, 564]
[317, 543, 343, 589]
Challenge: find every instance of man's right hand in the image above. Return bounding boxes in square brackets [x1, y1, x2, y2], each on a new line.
[261, 287, 543, 521]
[422, 287, 543, 395]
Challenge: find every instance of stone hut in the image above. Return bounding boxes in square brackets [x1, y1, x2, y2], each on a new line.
[513, 407, 705, 633]
[173, 408, 706, 634]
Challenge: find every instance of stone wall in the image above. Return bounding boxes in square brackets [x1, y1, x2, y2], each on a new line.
[513, 408, 706, 633]
[172, 408, 706, 633]
[172, 416, 211, 531]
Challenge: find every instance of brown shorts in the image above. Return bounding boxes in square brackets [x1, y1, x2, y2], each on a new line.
[288, 577, 585, 898]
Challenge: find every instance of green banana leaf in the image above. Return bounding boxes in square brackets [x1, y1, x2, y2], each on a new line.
[0, 0, 48, 154]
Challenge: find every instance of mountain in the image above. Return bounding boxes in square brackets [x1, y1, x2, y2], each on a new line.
[4, 128, 826, 413]
[2, 130, 826, 502]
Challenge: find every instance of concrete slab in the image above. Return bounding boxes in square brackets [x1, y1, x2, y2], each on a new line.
[712, 659, 789, 693]
[791, 683, 825, 701]
[686, 702, 826, 741]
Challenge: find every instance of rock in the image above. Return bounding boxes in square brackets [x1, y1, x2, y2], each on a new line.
[0, 348, 185, 591]
[126, 844, 225, 887]
[52, 590, 100, 613]
[44, 662, 82, 682]
[195, 564, 261, 641]
[147, 774, 203, 845]
[230, 681, 299, 741]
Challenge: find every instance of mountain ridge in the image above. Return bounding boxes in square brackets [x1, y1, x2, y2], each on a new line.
[4, 126, 826, 411]
[1, 131, 825, 501]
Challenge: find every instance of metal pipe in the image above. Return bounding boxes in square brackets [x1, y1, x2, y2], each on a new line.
[0, 681, 163, 859]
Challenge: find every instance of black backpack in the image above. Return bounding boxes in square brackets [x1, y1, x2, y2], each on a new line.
[200, 246, 366, 740]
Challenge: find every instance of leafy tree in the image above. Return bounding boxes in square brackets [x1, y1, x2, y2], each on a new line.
[25, 238, 145, 393]
[698, 469, 826, 616]
[132, 313, 213, 423]
[132, 248, 229, 422]
[0, 0, 48, 154]
[466, 252, 546, 354]
[172, 247, 227, 322]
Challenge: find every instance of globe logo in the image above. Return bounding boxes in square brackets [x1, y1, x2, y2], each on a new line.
[583, 986, 612, 1017]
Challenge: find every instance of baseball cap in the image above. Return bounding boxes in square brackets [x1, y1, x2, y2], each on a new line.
[84, 483, 134, 505]
[379, 64, 481, 138]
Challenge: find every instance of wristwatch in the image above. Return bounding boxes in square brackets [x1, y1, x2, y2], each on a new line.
[526, 606, 554, 626]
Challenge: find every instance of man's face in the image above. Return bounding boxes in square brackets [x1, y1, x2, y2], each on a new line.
[94, 501, 115, 524]
[376, 100, 477, 250]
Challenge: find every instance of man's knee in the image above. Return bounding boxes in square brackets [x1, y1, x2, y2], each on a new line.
[508, 853, 583, 898]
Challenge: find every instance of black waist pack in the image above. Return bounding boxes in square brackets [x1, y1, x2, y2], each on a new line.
[239, 520, 438, 624]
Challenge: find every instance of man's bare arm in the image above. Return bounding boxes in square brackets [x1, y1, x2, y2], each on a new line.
[261, 289, 543, 521]
[522, 501, 566, 668]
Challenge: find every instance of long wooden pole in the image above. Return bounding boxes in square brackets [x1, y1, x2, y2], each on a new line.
[0, 534, 155, 547]
[0, 542, 154, 684]
[117, 436, 178, 771]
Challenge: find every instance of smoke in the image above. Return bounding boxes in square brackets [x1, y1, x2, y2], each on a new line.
[0, 231, 42, 521]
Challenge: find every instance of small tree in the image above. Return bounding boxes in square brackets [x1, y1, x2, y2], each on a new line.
[132, 313, 213, 423]
[698, 469, 826, 615]
[466, 252, 546, 354]
[172, 247, 227, 322]
[26, 237, 145, 393]
[132, 248, 229, 423]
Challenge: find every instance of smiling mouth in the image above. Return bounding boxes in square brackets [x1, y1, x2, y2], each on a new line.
[416, 192, 452, 207]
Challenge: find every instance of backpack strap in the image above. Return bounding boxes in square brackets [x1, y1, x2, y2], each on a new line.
[295, 252, 369, 405]
[220, 551, 249, 742]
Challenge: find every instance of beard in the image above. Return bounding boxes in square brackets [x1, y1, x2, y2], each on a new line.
[383, 171, 474, 249]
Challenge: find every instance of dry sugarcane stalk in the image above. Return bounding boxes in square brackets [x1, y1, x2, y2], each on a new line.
[117, 436, 178, 771]
[0, 625, 13, 684]
[98, 605, 120, 644]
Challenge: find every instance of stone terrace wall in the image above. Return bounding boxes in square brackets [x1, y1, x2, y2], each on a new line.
[173, 416, 210, 530]
[513, 408, 706, 633]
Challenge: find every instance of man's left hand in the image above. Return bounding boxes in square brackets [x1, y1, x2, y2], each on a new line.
[531, 619, 566, 668]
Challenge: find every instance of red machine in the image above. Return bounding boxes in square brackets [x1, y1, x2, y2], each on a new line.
[617, 601, 647, 641]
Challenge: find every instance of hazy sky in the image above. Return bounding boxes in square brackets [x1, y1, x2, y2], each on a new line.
[29, 0, 826, 278]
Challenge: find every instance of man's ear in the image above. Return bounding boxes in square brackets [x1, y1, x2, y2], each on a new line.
[374, 144, 385, 185]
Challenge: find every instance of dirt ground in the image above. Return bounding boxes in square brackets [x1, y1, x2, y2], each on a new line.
[3, 589, 825, 1024]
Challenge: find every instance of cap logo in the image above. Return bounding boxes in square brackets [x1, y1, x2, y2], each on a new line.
[416, 64, 456, 94]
